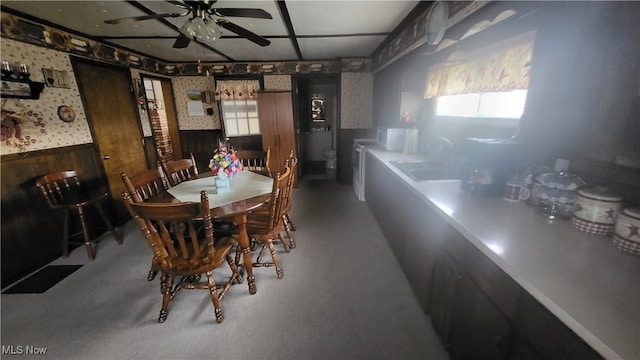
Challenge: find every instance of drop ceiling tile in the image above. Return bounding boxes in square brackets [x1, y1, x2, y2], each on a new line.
[287, 1, 419, 36]
[298, 35, 386, 60]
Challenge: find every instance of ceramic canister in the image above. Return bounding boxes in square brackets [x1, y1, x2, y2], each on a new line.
[571, 187, 623, 235]
[612, 207, 640, 255]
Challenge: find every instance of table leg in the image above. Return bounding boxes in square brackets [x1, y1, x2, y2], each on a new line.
[233, 213, 256, 295]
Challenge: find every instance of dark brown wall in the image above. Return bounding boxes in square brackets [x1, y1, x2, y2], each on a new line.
[1, 144, 114, 287]
[374, 1, 640, 205]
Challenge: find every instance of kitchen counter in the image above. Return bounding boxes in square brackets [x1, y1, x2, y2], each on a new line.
[368, 148, 639, 360]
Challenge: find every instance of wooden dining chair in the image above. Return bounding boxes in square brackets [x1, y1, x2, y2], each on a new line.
[160, 153, 198, 186]
[121, 168, 170, 281]
[123, 190, 240, 324]
[281, 150, 298, 249]
[36, 170, 123, 260]
[237, 165, 291, 279]
[235, 147, 271, 176]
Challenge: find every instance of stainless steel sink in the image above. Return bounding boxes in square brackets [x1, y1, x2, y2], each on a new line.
[389, 160, 459, 182]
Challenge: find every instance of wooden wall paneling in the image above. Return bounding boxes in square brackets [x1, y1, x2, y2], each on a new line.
[1, 144, 111, 288]
[179, 129, 224, 174]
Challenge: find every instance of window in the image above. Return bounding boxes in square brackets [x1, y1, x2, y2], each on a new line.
[436, 90, 527, 119]
[220, 99, 260, 136]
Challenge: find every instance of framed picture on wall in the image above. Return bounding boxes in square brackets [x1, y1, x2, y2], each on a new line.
[311, 98, 325, 122]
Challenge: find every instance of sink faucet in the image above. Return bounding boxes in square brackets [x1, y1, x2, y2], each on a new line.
[430, 137, 454, 167]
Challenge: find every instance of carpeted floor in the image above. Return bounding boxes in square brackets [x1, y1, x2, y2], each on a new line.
[0, 178, 449, 360]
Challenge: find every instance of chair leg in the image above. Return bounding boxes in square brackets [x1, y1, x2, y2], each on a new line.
[205, 271, 224, 323]
[159, 274, 173, 323]
[147, 262, 158, 281]
[285, 213, 296, 231]
[77, 206, 96, 261]
[62, 208, 70, 258]
[283, 213, 296, 249]
[278, 232, 291, 253]
[268, 240, 283, 279]
[95, 201, 123, 245]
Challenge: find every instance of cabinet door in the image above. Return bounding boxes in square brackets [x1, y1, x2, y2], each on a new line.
[258, 92, 278, 159]
[449, 275, 513, 360]
[364, 154, 406, 261]
[513, 293, 604, 360]
[274, 92, 295, 172]
[402, 202, 442, 314]
[430, 250, 461, 351]
[258, 91, 295, 174]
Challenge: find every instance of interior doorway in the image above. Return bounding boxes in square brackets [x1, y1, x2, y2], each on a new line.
[140, 75, 181, 163]
[294, 76, 340, 180]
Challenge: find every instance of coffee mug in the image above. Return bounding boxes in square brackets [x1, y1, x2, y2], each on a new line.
[503, 182, 521, 201]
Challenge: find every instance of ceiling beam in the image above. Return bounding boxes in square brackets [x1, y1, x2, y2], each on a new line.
[276, 0, 303, 61]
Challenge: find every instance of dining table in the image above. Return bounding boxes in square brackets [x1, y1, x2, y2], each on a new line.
[150, 170, 273, 295]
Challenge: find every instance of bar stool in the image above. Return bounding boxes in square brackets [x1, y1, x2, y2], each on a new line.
[36, 170, 123, 260]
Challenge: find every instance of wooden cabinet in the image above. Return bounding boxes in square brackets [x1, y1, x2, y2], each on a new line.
[365, 152, 439, 313]
[257, 91, 296, 174]
[364, 152, 605, 360]
[430, 250, 461, 349]
[513, 292, 604, 360]
[431, 247, 513, 360]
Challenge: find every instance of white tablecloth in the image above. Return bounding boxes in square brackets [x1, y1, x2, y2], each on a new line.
[167, 170, 273, 208]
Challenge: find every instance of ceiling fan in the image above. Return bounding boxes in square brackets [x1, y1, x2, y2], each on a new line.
[104, 0, 272, 48]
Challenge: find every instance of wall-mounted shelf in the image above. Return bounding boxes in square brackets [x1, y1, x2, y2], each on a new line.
[0, 77, 45, 99]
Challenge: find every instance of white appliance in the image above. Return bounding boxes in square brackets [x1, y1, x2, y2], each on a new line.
[352, 138, 377, 201]
[376, 127, 405, 151]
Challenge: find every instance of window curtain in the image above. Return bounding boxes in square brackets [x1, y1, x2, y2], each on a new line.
[424, 31, 536, 98]
[215, 80, 260, 100]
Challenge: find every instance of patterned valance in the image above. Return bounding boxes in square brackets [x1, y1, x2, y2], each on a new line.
[424, 31, 536, 98]
[215, 80, 260, 100]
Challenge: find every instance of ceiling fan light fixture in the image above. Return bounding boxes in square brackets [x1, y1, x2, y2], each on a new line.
[180, 16, 223, 43]
[201, 19, 223, 42]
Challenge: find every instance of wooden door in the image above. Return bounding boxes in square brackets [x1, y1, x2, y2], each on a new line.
[73, 59, 148, 219]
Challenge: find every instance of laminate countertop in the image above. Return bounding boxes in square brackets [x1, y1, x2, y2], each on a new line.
[367, 148, 640, 360]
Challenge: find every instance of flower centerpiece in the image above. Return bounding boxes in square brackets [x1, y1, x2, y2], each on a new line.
[209, 141, 243, 176]
[208, 141, 242, 193]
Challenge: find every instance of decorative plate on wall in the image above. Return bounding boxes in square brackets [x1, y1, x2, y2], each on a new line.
[57, 105, 75, 122]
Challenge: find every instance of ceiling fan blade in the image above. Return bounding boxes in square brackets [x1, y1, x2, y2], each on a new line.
[173, 33, 192, 48]
[213, 8, 272, 19]
[104, 13, 183, 25]
[218, 20, 271, 46]
[165, 0, 190, 10]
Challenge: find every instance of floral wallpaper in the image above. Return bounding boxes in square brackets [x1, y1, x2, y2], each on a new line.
[1, 38, 92, 154]
[0, 39, 373, 155]
[264, 75, 291, 91]
[171, 76, 220, 130]
[341, 72, 373, 129]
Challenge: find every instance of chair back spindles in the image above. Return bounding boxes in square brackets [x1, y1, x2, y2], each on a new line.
[121, 168, 168, 203]
[235, 148, 271, 176]
[160, 153, 198, 186]
[281, 150, 298, 248]
[241, 165, 291, 278]
[36, 170, 123, 260]
[123, 190, 239, 323]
